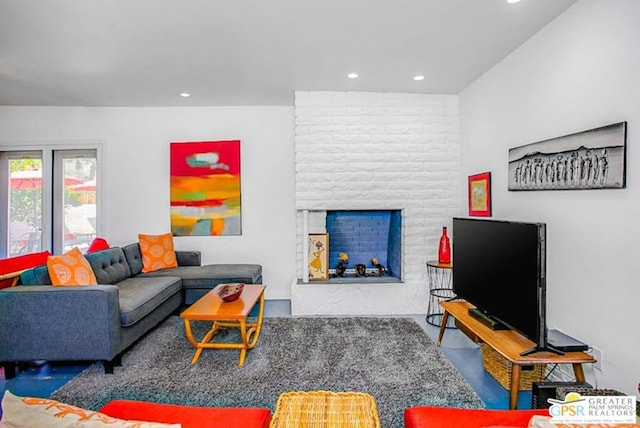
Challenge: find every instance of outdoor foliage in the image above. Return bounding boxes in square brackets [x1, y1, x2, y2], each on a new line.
[10, 189, 42, 225]
[9, 158, 85, 229]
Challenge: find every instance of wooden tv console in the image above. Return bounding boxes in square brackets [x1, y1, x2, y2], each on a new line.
[437, 300, 595, 410]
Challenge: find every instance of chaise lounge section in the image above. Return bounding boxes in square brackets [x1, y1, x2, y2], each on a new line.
[0, 243, 262, 379]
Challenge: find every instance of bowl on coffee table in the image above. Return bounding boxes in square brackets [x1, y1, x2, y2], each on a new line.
[217, 283, 245, 302]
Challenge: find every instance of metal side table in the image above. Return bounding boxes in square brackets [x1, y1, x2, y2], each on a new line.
[425, 260, 456, 328]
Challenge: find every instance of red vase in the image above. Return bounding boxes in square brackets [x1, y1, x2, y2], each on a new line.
[438, 226, 451, 264]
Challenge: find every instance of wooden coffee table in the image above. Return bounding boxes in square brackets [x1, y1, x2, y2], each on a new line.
[180, 284, 266, 366]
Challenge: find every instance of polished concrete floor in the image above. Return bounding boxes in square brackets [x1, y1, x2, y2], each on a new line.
[0, 300, 533, 414]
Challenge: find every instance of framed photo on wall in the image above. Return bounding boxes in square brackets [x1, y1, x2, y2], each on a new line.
[308, 233, 329, 281]
[508, 121, 626, 191]
[468, 172, 492, 217]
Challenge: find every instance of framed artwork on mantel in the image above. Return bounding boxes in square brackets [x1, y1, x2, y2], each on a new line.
[308, 233, 329, 281]
[468, 172, 492, 217]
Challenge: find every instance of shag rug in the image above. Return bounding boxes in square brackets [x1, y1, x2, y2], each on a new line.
[51, 316, 483, 427]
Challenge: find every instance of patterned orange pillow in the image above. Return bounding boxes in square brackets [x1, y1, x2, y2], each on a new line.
[0, 390, 180, 427]
[138, 233, 178, 273]
[47, 247, 97, 286]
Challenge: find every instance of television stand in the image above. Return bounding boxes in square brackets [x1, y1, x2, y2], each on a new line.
[468, 308, 509, 330]
[437, 300, 595, 410]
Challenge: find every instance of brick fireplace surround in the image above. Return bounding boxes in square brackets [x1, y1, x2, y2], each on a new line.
[293, 91, 461, 316]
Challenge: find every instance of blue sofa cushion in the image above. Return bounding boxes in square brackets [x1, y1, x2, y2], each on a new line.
[19, 265, 51, 285]
[117, 276, 182, 327]
[139, 264, 262, 288]
[122, 243, 144, 276]
[85, 247, 132, 285]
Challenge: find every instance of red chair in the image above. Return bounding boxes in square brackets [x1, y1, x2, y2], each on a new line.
[0, 251, 51, 289]
[99, 399, 272, 428]
[86, 237, 110, 253]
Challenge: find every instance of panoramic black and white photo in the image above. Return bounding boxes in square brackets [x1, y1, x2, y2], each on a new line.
[508, 122, 627, 191]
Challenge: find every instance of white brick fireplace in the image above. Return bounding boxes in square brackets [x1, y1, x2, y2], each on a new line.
[293, 91, 461, 315]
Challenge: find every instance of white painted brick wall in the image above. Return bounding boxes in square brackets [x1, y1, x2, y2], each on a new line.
[293, 91, 461, 315]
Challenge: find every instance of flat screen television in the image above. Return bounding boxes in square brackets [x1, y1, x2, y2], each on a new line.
[452, 217, 561, 356]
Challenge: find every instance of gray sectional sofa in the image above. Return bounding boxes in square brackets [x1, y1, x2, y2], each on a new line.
[0, 243, 262, 379]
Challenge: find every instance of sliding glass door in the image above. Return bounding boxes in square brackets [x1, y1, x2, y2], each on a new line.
[54, 151, 98, 254]
[4, 152, 44, 256]
[1, 148, 100, 257]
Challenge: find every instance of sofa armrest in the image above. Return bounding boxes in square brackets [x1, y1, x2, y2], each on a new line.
[404, 407, 549, 428]
[99, 400, 272, 428]
[176, 251, 201, 266]
[0, 285, 121, 362]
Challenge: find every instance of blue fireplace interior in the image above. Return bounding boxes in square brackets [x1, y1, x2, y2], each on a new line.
[326, 210, 402, 280]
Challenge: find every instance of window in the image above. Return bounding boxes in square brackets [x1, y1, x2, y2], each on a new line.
[0, 147, 100, 257]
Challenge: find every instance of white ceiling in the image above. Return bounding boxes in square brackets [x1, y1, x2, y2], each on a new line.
[0, 0, 577, 107]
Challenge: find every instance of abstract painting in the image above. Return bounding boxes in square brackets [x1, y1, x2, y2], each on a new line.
[508, 122, 626, 191]
[170, 140, 241, 236]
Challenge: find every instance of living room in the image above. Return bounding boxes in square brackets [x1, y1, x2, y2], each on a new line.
[0, 0, 638, 425]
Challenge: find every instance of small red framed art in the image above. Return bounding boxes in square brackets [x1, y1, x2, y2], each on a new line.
[468, 172, 492, 217]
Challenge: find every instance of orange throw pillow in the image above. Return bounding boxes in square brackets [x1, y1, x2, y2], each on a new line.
[47, 247, 98, 286]
[138, 233, 178, 273]
[0, 390, 180, 428]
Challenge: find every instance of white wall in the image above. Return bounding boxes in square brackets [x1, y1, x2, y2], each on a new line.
[0, 106, 296, 299]
[460, 0, 640, 396]
[292, 91, 460, 315]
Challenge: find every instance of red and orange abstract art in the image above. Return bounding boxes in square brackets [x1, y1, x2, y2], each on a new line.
[170, 140, 241, 236]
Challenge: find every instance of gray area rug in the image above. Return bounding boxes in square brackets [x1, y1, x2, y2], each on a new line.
[52, 316, 483, 427]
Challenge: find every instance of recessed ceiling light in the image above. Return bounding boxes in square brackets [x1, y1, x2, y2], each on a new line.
[347, 73, 359, 79]
[507, 0, 521, 3]
[180, 92, 190, 98]
[413, 75, 425, 81]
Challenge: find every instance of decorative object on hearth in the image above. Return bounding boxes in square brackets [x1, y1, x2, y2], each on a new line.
[371, 258, 388, 276]
[468, 172, 492, 217]
[308, 233, 329, 281]
[216, 283, 245, 302]
[437, 226, 451, 264]
[170, 140, 242, 236]
[355, 263, 367, 277]
[333, 252, 349, 277]
[508, 121, 627, 191]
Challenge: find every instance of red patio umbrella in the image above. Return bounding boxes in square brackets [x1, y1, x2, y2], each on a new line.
[69, 179, 97, 192]
[10, 170, 83, 190]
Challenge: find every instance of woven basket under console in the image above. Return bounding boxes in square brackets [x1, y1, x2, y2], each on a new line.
[480, 344, 546, 390]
